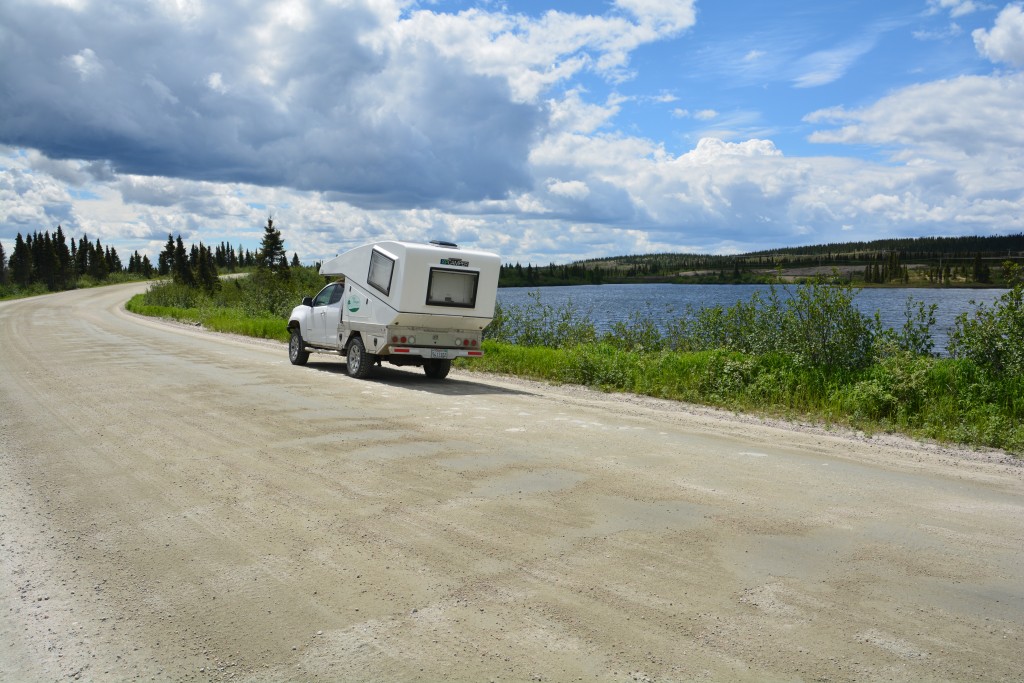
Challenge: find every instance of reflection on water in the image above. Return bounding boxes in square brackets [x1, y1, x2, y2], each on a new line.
[497, 284, 1009, 355]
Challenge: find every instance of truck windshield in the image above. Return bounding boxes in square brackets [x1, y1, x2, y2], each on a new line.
[426, 268, 478, 308]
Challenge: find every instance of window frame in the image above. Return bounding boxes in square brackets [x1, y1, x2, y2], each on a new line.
[425, 267, 479, 309]
[367, 249, 396, 296]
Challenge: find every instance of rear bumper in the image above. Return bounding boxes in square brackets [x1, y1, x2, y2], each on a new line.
[386, 346, 483, 360]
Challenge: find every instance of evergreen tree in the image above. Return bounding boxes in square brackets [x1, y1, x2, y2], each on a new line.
[196, 244, 219, 293]
[75, 236, 90, 276]
[54, 226, 72, 288]
[39, 231, 58, 290]
[141, 254, 154, 278]
[11, 234, 32, 286]
[257, 217, 288, 272]
[158, 234, 175, 276]
[173, 235, 195, 286]
[107, 245, 123, 273]
[89, 239, 108, 279]
[0, 240, 7, 286]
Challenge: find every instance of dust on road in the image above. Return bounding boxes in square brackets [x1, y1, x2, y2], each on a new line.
[1, 283, 1022, 682]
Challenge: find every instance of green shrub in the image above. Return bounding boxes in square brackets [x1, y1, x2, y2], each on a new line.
[486, 291, 596, 348]
[949, 282, 1024, 376]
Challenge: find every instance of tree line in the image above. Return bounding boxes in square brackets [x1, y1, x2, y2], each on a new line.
[0, 226, 150, 292]
[1, 217, 301, 297]
[499, 233, 1023, 287]
[155, 217, 301, 293]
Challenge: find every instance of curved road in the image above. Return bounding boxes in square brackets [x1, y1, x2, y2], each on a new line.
[1, 283, 1022, 682]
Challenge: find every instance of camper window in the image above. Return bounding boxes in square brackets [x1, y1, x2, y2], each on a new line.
[426, 268, 478, 308]
[368, 249, 395, 296]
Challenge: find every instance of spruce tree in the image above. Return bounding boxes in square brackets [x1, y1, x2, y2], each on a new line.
[173, 235, 195, 286]
[0, 240, 7, 285]
[257, 217, 288, 273]
[76, 236, 89, 276]
[54, 225, 72, 288]
[11, 234, 32, 286]
[158, 234, 175, 276]
[89, 239, 108, 280]
[197, 244, 219, 293]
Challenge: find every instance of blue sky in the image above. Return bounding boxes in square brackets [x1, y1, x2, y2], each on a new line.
[1, 0, 1022, 264]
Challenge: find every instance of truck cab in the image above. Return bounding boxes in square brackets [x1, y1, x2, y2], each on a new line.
[287, 240, 500, 379]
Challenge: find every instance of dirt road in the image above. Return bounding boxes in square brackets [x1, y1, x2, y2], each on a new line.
[2, 283, 1022, 682]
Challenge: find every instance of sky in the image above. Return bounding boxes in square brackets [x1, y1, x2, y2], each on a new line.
[1, 0, 1023, 265]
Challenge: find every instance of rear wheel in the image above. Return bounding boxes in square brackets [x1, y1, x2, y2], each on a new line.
[288, 328, 309, 366]
[346, 337, 373, 379]
[423, 358, 451, 379]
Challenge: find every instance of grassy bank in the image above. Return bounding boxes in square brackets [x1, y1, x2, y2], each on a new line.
[460, 341, 1023, 453]
[125, 267, 326, 342]
[130, 269, 1024, 455]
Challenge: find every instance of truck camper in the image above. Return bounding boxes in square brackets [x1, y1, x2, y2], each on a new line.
[287, 240, 500, 379]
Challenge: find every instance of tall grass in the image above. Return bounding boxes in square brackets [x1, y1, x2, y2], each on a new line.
[472, 279, 1024, 454]
[127, 267, 328, 342]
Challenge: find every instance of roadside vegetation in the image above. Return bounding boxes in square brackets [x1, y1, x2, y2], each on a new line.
[122, 221, 1023, 455]
[125, 218, 321, 341]
[473, 265, 1024, 454]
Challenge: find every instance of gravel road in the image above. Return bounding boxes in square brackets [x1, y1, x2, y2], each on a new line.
[2, 283, 1022, 682]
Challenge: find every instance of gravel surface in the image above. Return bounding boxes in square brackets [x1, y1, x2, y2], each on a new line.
[1, 282, 1022, 682]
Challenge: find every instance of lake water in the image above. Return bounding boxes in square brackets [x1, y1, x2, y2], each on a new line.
[497, 284, 1010, 355]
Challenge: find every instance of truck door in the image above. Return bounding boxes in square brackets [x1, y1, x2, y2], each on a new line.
[308, 283, 340, 345]
[320, 283, 344, 347]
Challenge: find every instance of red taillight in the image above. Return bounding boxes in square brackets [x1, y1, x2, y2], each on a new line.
[470, 339, 478, 347]
[391, 335, 398, 343]
[468, 350, 483, 356]
[393, 347, 410, 353]
[400, 336, 407, 343]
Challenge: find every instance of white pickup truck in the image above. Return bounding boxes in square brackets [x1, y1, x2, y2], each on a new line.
[287, 240, 501, 379]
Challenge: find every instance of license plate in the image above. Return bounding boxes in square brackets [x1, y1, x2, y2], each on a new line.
[430, 349, 449, 359]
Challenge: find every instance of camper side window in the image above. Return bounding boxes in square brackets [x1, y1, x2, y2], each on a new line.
[367, 250, 395, 296]
[426, 268, 478, 308]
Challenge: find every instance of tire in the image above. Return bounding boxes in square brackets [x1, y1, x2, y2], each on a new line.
[346, 336, 373, 379]
[288, 328, 309, 366]
[423, 358, 451, 379]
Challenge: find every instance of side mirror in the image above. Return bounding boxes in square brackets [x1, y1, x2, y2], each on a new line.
[302, 296, 313, 307]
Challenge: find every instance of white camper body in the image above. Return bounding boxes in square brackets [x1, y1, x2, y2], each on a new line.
[287, 240, 500, 379]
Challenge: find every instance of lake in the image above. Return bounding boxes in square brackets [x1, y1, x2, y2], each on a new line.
[496, 283, 1010, 355]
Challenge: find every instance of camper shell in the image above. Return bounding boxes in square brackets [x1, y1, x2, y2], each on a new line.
[286, 240, 500, 379]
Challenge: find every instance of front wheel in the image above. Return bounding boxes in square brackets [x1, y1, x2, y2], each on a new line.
[346, 337, 373, 379]
[423, 358, 451, 379]
[288, 328, 309, 366]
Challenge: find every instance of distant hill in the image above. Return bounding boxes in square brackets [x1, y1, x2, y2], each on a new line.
[499, 233, 1024, 288]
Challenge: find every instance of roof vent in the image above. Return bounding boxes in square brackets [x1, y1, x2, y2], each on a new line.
[429, 240, 459, 248]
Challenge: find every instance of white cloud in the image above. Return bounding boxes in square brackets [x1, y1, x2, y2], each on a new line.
[806, 73, 1024, 163]
[546, 179, 591, 200]
[693, 109, 718, 121]
[973, 3, 1024, 67]
[792, 36, 878, 88]
[0, 0, 696, 211]
[928, 0, 982, 18]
